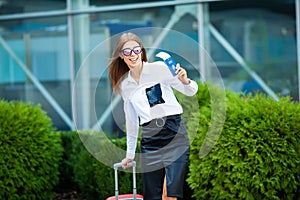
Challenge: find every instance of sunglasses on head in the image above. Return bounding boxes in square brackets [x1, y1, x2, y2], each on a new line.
[121, 46, 142, 56]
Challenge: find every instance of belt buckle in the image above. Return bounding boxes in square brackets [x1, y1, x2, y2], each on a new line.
[155, 118, 165, 127]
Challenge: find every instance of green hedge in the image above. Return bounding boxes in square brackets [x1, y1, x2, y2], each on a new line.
[187, 83, 300, 200]
[55, 131, 79, 194]
[0, 100, 63, 200]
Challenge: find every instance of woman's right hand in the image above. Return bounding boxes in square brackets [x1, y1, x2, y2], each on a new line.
[121, 157, 133, 169]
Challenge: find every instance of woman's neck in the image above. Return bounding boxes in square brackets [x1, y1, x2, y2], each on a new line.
[130, 63, 143, 84]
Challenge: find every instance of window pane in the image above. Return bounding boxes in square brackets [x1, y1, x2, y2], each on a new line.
[0, 0, 66, 15]
[210, 0, 298, 100]
[0, 16, 71, 130]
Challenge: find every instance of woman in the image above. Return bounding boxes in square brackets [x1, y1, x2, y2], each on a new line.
[108, 32, 198, 200]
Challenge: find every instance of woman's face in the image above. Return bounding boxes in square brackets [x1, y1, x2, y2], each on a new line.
[120, 40, 143, 70]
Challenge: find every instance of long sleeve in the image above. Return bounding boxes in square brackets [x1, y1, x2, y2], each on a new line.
[123, 99, 139, 159]
[168, 77, 198, 96]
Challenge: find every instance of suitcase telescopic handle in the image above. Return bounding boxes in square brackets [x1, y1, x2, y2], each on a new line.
[113, 161, 136, 169]
[113, 161, 137, 200]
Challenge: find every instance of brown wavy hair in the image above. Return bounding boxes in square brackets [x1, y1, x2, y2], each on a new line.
[108, 32, 148, 94]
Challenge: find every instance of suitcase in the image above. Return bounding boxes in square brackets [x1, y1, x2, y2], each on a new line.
[106, 161, 144, 200]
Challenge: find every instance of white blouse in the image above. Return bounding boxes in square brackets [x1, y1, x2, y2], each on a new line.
[120, 61, 198, 159]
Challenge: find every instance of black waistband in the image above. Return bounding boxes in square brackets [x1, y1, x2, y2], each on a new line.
[141, 114, 181, 127]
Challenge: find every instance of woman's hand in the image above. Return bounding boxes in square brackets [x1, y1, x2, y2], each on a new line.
[176, 63, 190, 85]
[121, 157, 133, 169]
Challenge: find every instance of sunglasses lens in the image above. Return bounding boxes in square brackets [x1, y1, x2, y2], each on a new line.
[133, 47, 141, 54]
[122, 49, 132, 56]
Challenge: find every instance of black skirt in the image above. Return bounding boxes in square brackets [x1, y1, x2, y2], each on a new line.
[140, 114, 190, 199]
[140, 114, 190, 172]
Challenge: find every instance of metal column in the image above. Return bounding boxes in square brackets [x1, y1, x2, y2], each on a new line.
[67, 0, 76, 130]
[72, 0, 91, 130]
[197, 3, 210, 82]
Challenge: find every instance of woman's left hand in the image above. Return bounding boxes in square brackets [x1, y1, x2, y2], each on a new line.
[121, 157, 133, 169]
[176, 64, 190, 85]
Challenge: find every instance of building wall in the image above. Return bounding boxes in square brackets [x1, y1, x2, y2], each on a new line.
[0, 0, 298, 131]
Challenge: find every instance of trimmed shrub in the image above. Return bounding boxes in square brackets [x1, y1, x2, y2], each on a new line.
[188, 84, 300, 200]
[175, 82, 227, 199]
[0, 100, 63, 199]
[55, 131, 79, 193]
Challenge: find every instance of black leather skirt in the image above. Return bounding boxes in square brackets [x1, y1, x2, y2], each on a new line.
[140, 114, 190, 199]
[140, 114, 190, 172]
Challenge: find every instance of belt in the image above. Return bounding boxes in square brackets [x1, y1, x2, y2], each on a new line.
[141, 114, 180, 128]
[142, 117, 166, 128]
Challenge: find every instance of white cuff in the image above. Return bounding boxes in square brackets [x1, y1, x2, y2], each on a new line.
[126, 151, 135, 160]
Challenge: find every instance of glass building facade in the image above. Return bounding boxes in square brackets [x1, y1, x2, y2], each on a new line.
[0, 0, 298, 132]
